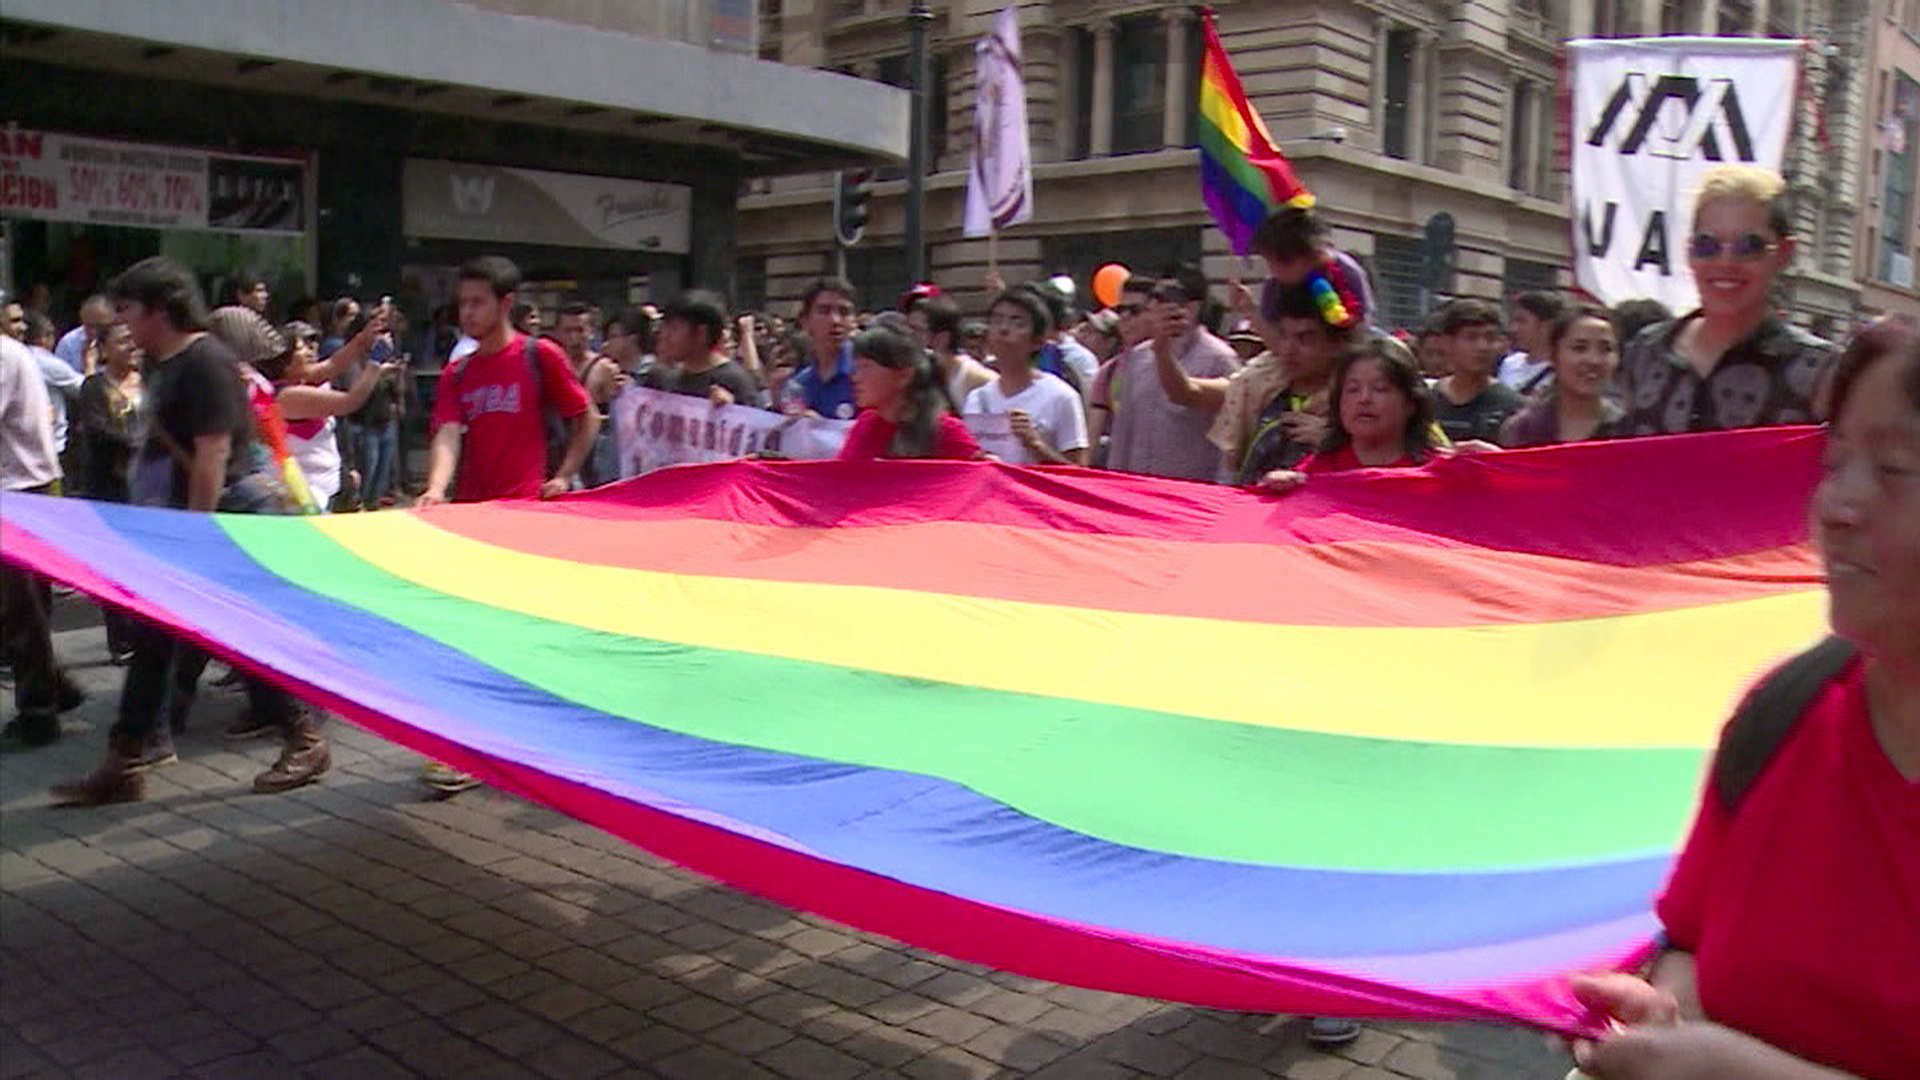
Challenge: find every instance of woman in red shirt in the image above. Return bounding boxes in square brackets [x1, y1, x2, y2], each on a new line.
[838, 326, 983, 461]
[1253, 336, 1442, 491]
[1571, 319, 1920, 1080]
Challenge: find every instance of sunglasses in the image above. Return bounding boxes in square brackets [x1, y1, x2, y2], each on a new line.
[1688, 231, 1778, 261]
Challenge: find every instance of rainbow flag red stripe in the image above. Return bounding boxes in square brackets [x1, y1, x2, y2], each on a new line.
[1198, 11, 1315, 254]
[0, 428, 1827, 1033]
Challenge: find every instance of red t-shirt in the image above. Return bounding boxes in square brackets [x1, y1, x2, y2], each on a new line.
[837, 411, 983, 461]
[431, 335, 590, 502]
[1657, 662, 1920, 1080]
[1297, 445, 1418, 473]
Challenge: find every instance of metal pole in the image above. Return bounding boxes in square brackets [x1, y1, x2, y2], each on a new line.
[906, 0, 933, 286]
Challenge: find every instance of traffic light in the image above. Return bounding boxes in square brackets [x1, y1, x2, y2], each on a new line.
[1421, 211, 1457, 295]
[835, 168, 872, 248]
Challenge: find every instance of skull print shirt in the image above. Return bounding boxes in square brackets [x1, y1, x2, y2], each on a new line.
[1618, 315, 1834, 436]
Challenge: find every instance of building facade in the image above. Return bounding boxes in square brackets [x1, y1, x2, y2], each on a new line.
[1854, 0, 1920, 317]
[742, 0, 1878, 332]
[1, 0, 903, 337]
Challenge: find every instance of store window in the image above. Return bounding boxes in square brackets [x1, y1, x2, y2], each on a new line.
[1372, 233, 1428, 332]
[1072, 26, 1096, 159]
[1112, 14, 1167, 155]
[1879, 72, 1919, 286]
[1382, 29, 1419, 161]
[1509, 82, 1536, 192]
[1503, 258, 1561, 299]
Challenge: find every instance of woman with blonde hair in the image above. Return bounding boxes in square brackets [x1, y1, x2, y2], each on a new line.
[1617, 164, 1833, 435]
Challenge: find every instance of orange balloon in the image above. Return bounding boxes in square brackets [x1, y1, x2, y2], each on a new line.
[1092, 263, 1131, 309]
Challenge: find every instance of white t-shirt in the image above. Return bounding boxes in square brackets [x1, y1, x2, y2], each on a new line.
[1054, 336, 1100, 394]
[1497, 351, 1554, 395]
[962, 372, 1089, 465]
[1, 336, 62, 491]
[289, 415, 341, 508]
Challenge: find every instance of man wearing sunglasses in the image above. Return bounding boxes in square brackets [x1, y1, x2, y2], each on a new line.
[1085, 274, 1158, 466]
[1617, 165, 1835, 435]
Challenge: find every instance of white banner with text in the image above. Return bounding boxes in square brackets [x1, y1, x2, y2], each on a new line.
[1568, 37, 1801, 312]
[612, 388, 1018, 476]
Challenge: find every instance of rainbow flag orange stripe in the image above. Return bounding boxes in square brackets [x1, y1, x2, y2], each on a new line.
[1198, 11, 1315, 253]
[0, 427, 1828, 1033]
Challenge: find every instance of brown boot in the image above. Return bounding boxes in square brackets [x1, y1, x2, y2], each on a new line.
[51, 734, 147, 806]
[254, 712, 329, 794]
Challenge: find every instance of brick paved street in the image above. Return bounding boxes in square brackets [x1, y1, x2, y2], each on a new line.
[3, 605, 1576, 1079]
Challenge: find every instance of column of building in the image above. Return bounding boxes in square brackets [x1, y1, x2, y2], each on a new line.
[1088, 18, 1114, 157]
[1162, 7, 1192, 149]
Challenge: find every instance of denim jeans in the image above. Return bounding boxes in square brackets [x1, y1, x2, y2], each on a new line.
[358, 421, 399, 509]
[113, 622, 300, 741]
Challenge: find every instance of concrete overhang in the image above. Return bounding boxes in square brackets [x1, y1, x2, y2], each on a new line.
[0, 0, 908, 174]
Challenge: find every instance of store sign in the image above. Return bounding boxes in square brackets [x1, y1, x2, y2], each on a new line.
[0, 126, 304, 233]
[1568, 38, 1800, 312]
[403, 159, 692, 254]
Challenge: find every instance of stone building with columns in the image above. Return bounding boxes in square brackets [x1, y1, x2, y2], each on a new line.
[740, 0, 1869, 332]
[1853, 0, 1920, 318]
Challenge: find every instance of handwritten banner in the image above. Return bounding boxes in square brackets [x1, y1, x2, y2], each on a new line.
[612, 387, 850, 477]
[612, 387, 1017, 476]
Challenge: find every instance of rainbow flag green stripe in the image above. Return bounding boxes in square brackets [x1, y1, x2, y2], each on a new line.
[223, 514, 1713, 873]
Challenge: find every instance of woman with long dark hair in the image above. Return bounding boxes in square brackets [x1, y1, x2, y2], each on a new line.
[838, 326, 982, 461]
[1499, 302, 1628, 448]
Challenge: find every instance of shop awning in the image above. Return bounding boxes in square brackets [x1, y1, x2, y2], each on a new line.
[0, 0, 908, 174]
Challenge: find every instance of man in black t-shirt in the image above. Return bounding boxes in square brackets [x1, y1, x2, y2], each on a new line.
[1429, 298, 1526, 445]
[56, 259, 329, 806]
[127, 327, 254, 510]
[642, 290, 762, 406]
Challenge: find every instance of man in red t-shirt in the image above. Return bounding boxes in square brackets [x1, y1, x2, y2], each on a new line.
[419, 256, 595, 505]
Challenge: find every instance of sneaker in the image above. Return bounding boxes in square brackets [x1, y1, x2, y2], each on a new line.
[421, 761, 481, 794]
[211, 666, 246, 689]
[0, 716, 60, 750]
[56, 680, 86, 714]
[1304, 1018, 1362, 1049]
[223, 711, 277, 740]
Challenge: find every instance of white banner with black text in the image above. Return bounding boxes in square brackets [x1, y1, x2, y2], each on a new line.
[1568, 37, 1802, 312]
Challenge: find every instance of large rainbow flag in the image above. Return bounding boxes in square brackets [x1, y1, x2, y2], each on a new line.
[0, 428, 1826, 1034]
[1198, 11, 1316, 254]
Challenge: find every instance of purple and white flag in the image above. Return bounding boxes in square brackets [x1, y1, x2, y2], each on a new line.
[963, 4, 1033, 238]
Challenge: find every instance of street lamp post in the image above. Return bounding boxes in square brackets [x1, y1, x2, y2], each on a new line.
[906, 0, 933, 287]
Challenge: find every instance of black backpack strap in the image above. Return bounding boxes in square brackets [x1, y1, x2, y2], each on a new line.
[521, 335, 572, 475]
[1712, 636, 1858, 814]
[521, 333, 543, 389]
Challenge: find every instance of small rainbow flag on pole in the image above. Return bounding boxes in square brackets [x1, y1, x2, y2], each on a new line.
[1198, 10, 1315, 254]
